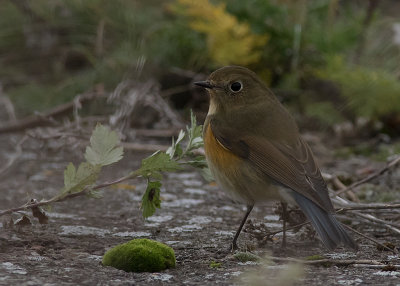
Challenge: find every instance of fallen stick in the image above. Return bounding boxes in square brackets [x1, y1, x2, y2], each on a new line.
[262, 213, 397, 253]
[0, 92, 100, 133]
[0, 172, 136, 217]
[343, 224, 398, 254]
[337, 203, 400, 211]
[331, 176, 359, 202]
[352, 264, 400, 269]
[271, 256, 386, 267]
[335, 155, 400, 197]
[351, 211, 400, 234]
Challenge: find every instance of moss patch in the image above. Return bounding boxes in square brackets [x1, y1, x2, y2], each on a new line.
[233, 252, 261, 262]
[102, 239, 176, 272]
[209, 261, 222, 268]
[305, 254, 325, 261]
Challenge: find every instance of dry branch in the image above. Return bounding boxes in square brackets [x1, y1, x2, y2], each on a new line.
[343, 224, 398, 254]
[351, 211, 400, 234]
[0, 92, 100, 134]
[335, 155, 400, 196]
[0, 172, 136, 217]
[271, 256, 400, 269]
[337, 203, 400, 211]
[331, 176, 359, 202]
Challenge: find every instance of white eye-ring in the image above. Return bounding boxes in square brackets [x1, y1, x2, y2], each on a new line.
[229, 81, 243, 92]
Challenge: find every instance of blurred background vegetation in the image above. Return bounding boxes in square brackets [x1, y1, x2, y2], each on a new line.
[1, 0, 399, 138]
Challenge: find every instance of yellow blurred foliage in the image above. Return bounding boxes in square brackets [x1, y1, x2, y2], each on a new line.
[171, 0, 268, 66]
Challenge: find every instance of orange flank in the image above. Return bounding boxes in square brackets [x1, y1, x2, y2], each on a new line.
[204, 123, 240, 170]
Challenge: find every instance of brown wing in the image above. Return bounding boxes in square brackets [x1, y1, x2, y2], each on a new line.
[210, 119, 334, 212]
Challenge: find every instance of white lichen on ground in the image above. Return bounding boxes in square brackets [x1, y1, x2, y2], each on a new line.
[1, 262, 27, 275]
[60, 225, 111, 236]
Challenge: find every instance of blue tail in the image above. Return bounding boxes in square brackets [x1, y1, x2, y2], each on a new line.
[292, 192, 358, 250]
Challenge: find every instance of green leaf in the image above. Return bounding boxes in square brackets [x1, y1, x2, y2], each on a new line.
[186, 111, 203, 152]
[166, 130, 186, 159]
[166, 137, 176, 159]
[62, 162, 101, 195]
[84, 124, 124, 166]
[141, 181, 162, 218]
[185, 156, 208, 168]
[136, 151, 182, 179]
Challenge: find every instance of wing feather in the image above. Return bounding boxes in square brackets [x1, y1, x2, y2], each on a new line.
[210, 119, 334, 212]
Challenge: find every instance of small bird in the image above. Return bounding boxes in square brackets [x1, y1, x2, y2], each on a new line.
[195, 66, 357, 251]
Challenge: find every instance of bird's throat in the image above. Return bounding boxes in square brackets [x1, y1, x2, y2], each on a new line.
[207, 98, 219, 115]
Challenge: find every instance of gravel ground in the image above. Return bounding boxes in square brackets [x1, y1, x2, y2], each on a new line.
[1, 132, 399, 285]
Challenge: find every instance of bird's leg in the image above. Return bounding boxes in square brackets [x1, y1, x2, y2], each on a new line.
[281, 202, 288, 248]
[231, 205, 254, 251]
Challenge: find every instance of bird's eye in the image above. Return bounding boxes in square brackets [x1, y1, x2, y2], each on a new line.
[229, 81, 242, 92]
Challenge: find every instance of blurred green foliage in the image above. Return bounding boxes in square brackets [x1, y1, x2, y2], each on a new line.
[0, 0, 399, 127]
[335, 141, 400, 161]
[317, 55, 400, 119]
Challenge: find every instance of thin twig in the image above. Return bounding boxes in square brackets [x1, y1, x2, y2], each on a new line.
[336, 203, 400, 211]
[0, 92, 101, 133]
[332, 176, 359, 202]
[343, 224, 398, 254]
[271, 256, 386, 266]
[335, 155, 400, 196]
[0, 172, 137, 217]
[351, 211, 400, 234]
[353, 264, 400, 269]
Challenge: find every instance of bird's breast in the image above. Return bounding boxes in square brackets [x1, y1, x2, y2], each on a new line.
[204, 123, 240, 170]
[203, 123, 281, 204]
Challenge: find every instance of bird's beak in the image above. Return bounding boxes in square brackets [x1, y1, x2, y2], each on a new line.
[194, 81, 213, 89]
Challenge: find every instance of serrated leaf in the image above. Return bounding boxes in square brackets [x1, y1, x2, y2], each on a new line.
[62, 162, 101, 195]
[166, 137, 175, 158]
[166, 130, 186, 159]
[189, 110, 203, 137]
[186, 158, 208, 168]
[136, 151, 182, 179]
[186, 111, 203, 152]
[174, 144, 183, 158]
[140, 181, 162, 218]
[64, 162, 76, 188]
[84, 124, 124, 166]
[190, 136, 204, 150]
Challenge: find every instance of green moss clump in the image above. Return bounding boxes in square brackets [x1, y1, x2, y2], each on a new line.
[102, 239, 176, 272]
[209, 261, 222, 268]
[233, 252, 261, 263]
[305, 254, 325, 261]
